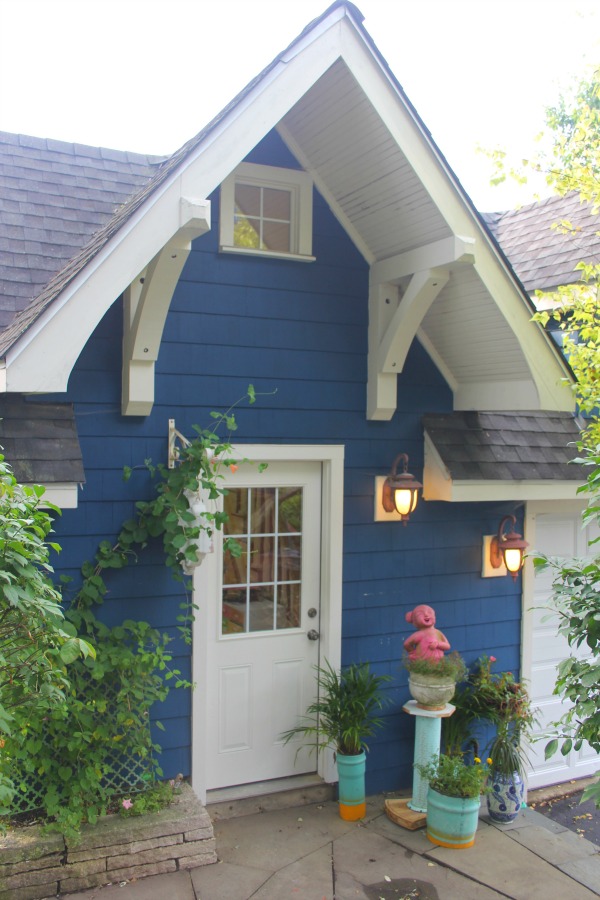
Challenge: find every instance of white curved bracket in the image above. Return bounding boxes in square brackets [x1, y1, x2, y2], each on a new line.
[367, 236, 475, 421]
[122, 198, 210, 416]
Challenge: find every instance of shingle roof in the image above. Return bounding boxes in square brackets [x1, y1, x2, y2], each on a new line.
[484, 193, 600, 293]
[422, 411, 583, 482]
[0, 396, 84, 484]
[0, 131, 162, 334]
[0, 4, 361, 358]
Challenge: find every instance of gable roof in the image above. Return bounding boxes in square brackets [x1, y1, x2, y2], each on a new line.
[484, 192, 600, 293]
[0, 1, 574, 416]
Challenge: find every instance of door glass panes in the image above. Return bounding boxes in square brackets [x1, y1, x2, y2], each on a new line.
[234, 182, 292, 253]
[222, 486, 303, 635]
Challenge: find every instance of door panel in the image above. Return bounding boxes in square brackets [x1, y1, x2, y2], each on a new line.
[527, 513, 600, 788]
[206, 461, 321, 790]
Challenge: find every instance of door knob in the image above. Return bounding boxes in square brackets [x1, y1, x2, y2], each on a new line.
[307, 629, 320, 641]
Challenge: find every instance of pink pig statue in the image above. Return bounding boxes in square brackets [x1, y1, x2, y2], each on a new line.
[403, 604, 450, 662]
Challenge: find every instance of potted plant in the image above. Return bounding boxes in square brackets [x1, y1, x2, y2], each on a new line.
[455, 656, 536, 823]
[415, 753, 490, 848]
[282, 660, 391, 820]
[404, 651, 467, 710]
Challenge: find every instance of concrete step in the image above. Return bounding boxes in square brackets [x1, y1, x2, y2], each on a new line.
[207, 774, 335, 820]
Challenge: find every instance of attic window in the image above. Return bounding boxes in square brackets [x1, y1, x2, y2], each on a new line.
[220, 163, 314, 261]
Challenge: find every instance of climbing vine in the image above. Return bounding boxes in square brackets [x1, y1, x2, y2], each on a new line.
[1, 387, 263, 837]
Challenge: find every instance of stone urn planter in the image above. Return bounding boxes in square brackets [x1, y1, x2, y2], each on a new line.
[408, 672, 457, 710]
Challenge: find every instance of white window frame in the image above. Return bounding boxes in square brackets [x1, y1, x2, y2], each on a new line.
[219, 163, 315, 262]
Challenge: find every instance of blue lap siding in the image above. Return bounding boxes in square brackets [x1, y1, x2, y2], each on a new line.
[50, 132, 523, 793]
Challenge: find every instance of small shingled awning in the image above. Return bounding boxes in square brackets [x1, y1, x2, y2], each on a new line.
[0, 395, 84, 508]
[422, 411, 584, 502]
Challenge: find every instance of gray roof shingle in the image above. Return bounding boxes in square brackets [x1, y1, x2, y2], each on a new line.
[0, 130, 163, 345]
[483, 193, 600, 293]
[0, 396, 84, 484]
[422, 411, 583, 482]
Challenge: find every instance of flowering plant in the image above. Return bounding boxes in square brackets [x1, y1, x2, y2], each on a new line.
[452, 655, 536, 777]
[415, 753, 491, 799]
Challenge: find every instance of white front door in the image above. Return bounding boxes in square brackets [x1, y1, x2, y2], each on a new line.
[205, 460, 322, 790]
[525, 507, 600, 788]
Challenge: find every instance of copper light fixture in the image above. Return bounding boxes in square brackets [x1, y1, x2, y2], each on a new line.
[489, 514, 529, 580]
[381, 453, 422, 524]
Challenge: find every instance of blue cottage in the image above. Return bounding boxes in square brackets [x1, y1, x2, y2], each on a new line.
[0, 2, 591, 801]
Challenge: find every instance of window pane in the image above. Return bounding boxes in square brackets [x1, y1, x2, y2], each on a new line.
[222, 587, 246, 634]
[249, 536, 274, 583]
[223, 538, 247, 584]
[262, 220, 290, 253]
[251, 488, 276, 533]
[263, 187, 291, 220]
[234, 215, 260, 248]
[277, 583, 301, 629]
[249, 585, 274, 632]
[221, 485, 305, 636]
[278, 535, 301, 582]
[235, 183, 260, 216]
[224, 489, 248, 535]
[279, 487, 302, 533]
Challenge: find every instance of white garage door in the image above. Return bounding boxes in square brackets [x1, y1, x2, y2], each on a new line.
[527, 511, 600, 789]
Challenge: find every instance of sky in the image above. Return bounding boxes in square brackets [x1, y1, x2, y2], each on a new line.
[0, 0, 599, 211]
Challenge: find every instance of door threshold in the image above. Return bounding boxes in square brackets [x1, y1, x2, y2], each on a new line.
[207, 774, 335, 820]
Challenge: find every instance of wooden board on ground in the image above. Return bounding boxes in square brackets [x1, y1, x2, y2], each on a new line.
[384, 798, 426, 830]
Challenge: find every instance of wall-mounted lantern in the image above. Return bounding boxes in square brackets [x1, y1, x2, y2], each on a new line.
[379, 452, 422, 525]
[485, 514, 529, 580]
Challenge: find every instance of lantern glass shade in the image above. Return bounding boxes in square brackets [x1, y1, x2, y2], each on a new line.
[503, 546, 523, 574]
[394, 487, 418, 516]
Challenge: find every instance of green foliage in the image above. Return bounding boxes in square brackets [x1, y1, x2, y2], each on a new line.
[535, 542, 600, 797]
[0, 454, 95, 816]
[525, 68, 600, 805]
[117, 779, 178, 818]
[1, 389, 263, 835]
[415, 753, 491, 799]
[403, 650, 467, 682]
[281, 661, 392, 757]
[442, 656, 535, 778]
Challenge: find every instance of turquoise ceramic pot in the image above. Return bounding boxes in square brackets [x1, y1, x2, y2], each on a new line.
[486, 771, 524, 824]
[426, 787, 480, 849]
[336, 751, 366, 821]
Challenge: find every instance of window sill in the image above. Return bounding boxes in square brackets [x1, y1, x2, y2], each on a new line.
[219, 245, 316, 263]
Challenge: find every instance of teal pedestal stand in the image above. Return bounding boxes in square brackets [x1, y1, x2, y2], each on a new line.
[385, 700, 455, 830]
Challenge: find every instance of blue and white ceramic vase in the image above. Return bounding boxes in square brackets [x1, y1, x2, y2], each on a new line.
[486, 771, 524, 824]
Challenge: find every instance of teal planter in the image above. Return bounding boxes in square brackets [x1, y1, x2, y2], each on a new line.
[426, 787, 480, 849]
[336, 751, 366, 821]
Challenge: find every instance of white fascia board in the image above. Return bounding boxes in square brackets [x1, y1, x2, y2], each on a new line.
[436, 481, 584, 502]
[5, 176, 199, 393]
[39, 483, 80, 509]
[5, 21, 347, 395]
[472, 258, 574, 412]
[454, 379, 542, 412]
[337, 27, 574, 413]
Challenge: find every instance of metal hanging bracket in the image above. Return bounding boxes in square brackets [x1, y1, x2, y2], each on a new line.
[168, 418, 192, 468]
